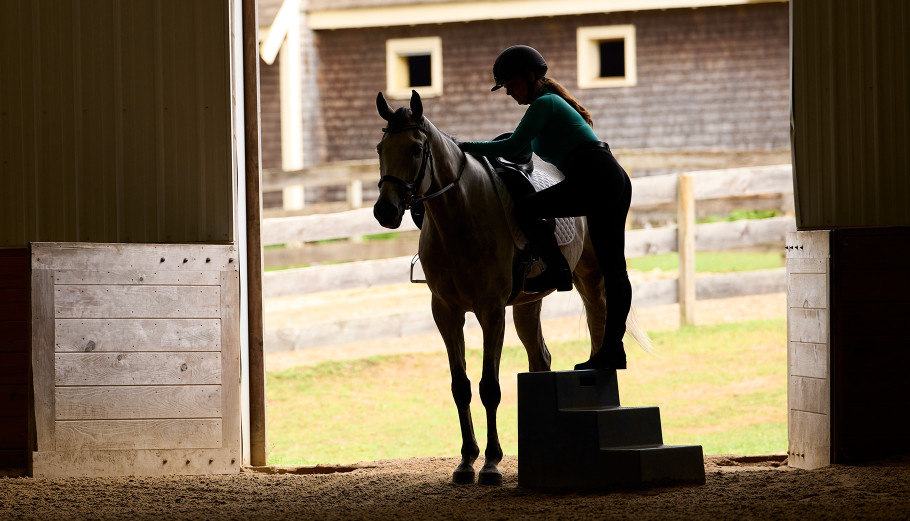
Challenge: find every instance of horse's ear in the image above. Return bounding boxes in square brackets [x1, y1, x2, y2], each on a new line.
[376, 92, 392, 121]
[410, 90, 423, 121]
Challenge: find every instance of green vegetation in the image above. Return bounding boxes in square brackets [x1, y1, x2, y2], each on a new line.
[266, 319, 787, 466]
[628, 251, 783, 273]
[697, 209, 782, 224]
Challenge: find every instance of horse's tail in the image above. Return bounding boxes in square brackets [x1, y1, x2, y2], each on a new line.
[626, 304, 657, 355]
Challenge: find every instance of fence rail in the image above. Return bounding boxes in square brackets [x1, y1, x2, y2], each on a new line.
[261, 164, 794, 352]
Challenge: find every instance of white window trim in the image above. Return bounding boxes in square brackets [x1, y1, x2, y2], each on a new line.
[577, 25, 637, 89]
[386, 37, 443, 100]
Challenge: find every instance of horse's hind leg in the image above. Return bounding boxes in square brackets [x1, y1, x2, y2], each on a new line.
[431, 296, 479, 484]
[513, 301, 552, 372]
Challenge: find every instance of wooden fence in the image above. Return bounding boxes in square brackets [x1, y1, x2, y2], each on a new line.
[261, 164, 795, 352]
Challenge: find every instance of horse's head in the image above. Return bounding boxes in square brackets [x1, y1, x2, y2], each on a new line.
[373, 90, 430, 229]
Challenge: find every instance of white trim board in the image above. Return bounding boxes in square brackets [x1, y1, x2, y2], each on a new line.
[308, 0, 786, 30]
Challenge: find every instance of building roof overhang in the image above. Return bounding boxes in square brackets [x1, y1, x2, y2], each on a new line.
[307, 0, 787, 30]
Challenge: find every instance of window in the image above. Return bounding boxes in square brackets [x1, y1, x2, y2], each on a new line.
[386, 37, 443, 99]
[577, 25, 637, 89]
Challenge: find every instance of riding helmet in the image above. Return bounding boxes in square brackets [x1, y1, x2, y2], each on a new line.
[491, 45, 548, 91]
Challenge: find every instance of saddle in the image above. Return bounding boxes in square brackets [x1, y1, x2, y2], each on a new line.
[410, 134, 578, 303]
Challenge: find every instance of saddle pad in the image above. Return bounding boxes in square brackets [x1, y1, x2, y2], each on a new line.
[482, 156, 577, 250]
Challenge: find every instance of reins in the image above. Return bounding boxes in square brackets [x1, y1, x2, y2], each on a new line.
[378, 123, 467, 209]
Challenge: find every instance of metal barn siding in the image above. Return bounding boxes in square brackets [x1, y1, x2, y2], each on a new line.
[0, 0, 233, 246]
[791, 0, 910, 230]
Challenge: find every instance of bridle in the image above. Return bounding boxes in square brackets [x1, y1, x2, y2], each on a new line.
[378, 123, 467, 210]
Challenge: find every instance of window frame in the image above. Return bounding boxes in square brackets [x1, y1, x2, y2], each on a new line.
[576, 25, 637, 89]
[385, 37, 444, 99]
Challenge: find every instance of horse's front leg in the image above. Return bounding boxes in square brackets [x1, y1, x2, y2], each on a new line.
[475, 303, 506, 486]
[431, 296, 479, 484]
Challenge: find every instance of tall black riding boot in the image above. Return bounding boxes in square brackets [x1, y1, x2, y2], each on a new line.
[523, 218, 572, 292]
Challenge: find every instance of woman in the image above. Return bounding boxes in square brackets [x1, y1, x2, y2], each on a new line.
[458, 45, 632, 371]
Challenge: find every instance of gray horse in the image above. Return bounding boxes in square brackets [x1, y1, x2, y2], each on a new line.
[373, 91, 651, 486]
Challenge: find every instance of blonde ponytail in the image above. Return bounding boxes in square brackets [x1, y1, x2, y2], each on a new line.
[540, 77, 594, 128]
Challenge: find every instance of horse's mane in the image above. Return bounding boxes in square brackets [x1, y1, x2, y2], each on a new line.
[385, 107, 459, 145]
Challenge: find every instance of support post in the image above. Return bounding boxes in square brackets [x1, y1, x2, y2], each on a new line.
[677, 173, 695, 327]
[242, 0, 267, 467]
[279, 2, 304, 210]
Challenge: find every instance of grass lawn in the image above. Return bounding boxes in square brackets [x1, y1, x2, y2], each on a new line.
[628, 251, 783, 273]
[266, 319, 787, 466]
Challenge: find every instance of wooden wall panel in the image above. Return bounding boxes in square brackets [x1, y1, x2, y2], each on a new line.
[55, 419, 222, 451]
[0, 248, 29, 470]
[786, 231, 830, 469]
[0, 0, 233, 247]
[831, 228, 910, 462]
[29, 243, 240, 478]
[54, 286, 222, 319]
[56, 386, 221, 420]
[55, 353, 223, 387]
[55, 319, 222, 352]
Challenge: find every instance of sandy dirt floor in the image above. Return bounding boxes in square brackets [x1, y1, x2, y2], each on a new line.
[3, 293, 909, 519]
[3, 454, 909, 520]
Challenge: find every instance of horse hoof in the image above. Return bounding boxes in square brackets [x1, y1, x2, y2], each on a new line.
[452, 469, 476, 484]
[478, 469, 503, 486]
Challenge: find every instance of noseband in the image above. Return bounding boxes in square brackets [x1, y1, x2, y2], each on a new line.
[378, 123, 467, 209]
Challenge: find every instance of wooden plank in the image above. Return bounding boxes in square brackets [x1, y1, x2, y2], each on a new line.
[262, 207, 419, 246]
[263, 255, 413, 297]
[625, 226, 677, 258]
[787, 308, 828, 345]
[694, 216, 796, 251]
[54, 285, 221, 319]
[789, 376, 829, 415]
[221, 271, 242, 457]
[787, 257, 827, 274]
[54, 270, 221, 286]
[0, 385, 27, 417]
[836, 269, 910, 303]
[677, 174, 695, 326]
[30, 269, 55, 452]
[0, 256, 29, 289]
[55, 353, 222, 386]
[0, 426, 27, 449]
[31, 447, 240, 478]
[788, 409, 830, 469]
[696, 268, 787, 300]
[0, 450, 27, 470]
[262, 159, 379, 191]
[0, 289, 29, 321]
[55, 319, 221, 352]
[789, 342, 828, 379]
[264, 235, 421, 267]
[0, 321, 27, 353]
[31, 243, 239, 272]
[55, 386, 222, 420]
[0, 353, 27, 385]
[788, 273, 828, 309]
[55, 419, 222, 451]
[785, 230, 830, 259]
[691, 165, 794, 201]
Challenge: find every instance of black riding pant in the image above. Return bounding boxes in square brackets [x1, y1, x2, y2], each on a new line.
[517, 142, 632, 351]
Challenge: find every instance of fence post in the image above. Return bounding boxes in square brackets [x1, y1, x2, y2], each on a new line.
[348, 180, 363, 209]
[678, 173, 695, 326]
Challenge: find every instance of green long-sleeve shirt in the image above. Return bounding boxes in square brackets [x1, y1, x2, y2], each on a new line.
[460, 87, 600, 172]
